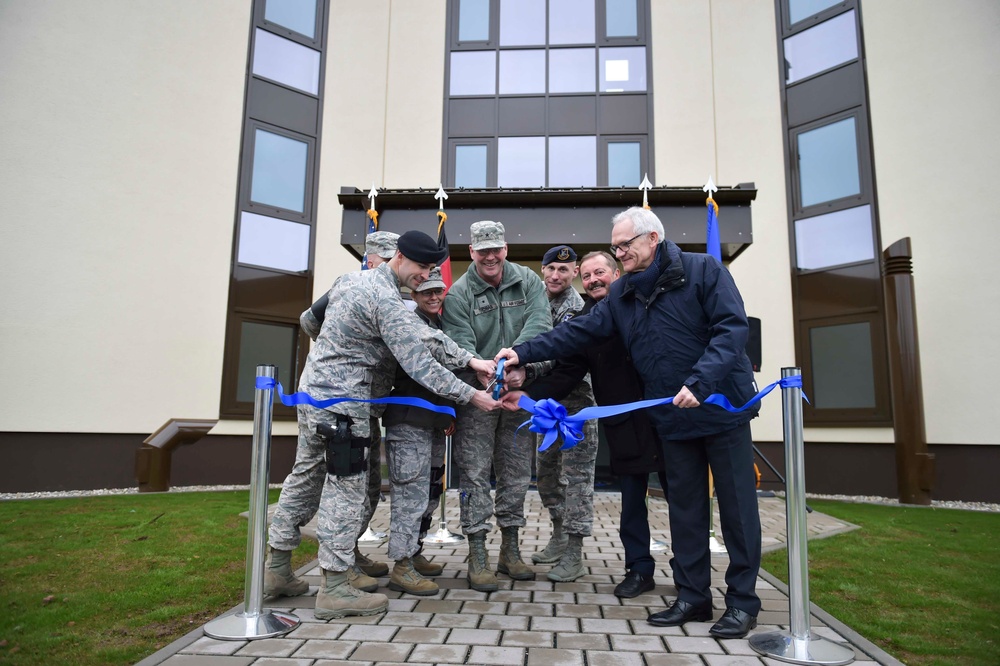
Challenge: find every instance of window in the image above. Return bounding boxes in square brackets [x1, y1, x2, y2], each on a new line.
[796, 116, 861, 208]
[444, 0, 652, 188]
[788, 0, 842, 26]
[250, 128, 310, 213]
[795, 205, 873, 270]
[237, 212, 311, 273]
[236, 321, 298, 403]
[809, 321, 876, 409]
[252, 28, 321, 95]
[784, 10, 857, 84]
[264, 0, 318, 39]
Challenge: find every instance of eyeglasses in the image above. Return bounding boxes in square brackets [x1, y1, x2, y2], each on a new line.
[420, 289, 445, 296]
[610, 233, 647, 255]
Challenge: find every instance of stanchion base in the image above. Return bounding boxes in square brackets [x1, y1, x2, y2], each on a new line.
[749, 631, 855, 665]
[204, 609, 301, 641]
[649, 538, 669, 552]
[423, 523, 465, 544]
[358, 526, 387, 542]
[709, 535, 728, 554]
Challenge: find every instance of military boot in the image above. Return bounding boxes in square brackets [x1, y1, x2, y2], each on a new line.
[347, 564, 379, 592]
[547, 534, 585, 582]
[263, 547, 309, 597]
[354, 545, 389, 577]
[388, 557, 440, 596]
[314, 569, 389, 620]
[412, 545, 444, 577]
[532, 517, 568, 564]
[497, 526, 536, 580]
[466, 533, 498, 592]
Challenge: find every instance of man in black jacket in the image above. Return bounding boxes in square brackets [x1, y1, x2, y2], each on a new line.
[496, 207, 762, 639]
[502, 250, 668, 598]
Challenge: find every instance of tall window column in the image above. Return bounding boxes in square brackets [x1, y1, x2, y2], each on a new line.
[776, 0, 891, 425]
[220, 0, 329, 419]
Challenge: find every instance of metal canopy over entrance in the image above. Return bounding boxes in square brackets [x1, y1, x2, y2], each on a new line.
[338, 185, 756, 263]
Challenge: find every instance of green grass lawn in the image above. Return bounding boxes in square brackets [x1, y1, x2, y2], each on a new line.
[0, 490, 316, 666]
[761, 500, 1000, 666]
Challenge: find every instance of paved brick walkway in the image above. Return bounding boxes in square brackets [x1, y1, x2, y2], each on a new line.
[137, 491, 902, 666]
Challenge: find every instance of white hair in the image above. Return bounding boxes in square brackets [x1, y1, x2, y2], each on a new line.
[611, 206, 664, 238]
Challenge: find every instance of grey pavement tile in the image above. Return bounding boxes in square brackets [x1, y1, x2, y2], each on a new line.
[664, 635, 726, 654]
[180, 637, 247, 655]
[443, 588, 491, 601]
[721, 636, 767, 655]
[391, 626, 450, 643]
[575, 592, 621, 605]
[629, 619, 685, 635]
[233, 638, 304, 658]
[409, 643, 471, 663]
[608, 634, 666, 651]
[287, 607, 325, 623]
[428, 612, 481, 628]
[158, 657, 255, 666]
[350, 641, 413, 661]
[467, 645, 526, 665]
[644, 653, 705, 666]
[703, 655, 766, 665]
[508, 601, 555, 616]
[554, 602, 602, 618]
[680, 620, 720, 637]
[387, 597, 418, 612]
[555, 632, 610, 650]
[447, 627, 502, 645]
[525, 647, 585, 666]
[516, 580, 556, 591]
[529, 616, 580, 632]
[580, 618, 632, 634]
[600, 605, 649, 620]
[285, 622, 348, 640]
[532, 591, 577, 604]
[584, 649, 646, 666]
[549, 582, 594, 593]
[248, 659, 315, 666]
[463, 600, 508, 614]
[479, 613, 529, 630]
[339, 624, 399, 642]
[501, 629, 554, 647]
[376, 611, 432, 627]
[489, 590, 534, 602]
[289, 639, 358, 659]
[412, 598, 463, 613]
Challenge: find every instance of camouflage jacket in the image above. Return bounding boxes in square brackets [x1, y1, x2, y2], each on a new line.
[300, 270, 474, 418]
[299, 263, 476, 437]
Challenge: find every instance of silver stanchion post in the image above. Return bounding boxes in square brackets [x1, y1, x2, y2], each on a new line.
[749, 368, 853, 664]
[423, 434, 464, 544]
[205, 365, 301, 640]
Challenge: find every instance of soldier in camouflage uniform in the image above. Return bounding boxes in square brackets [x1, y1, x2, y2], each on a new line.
[267, 231, 500, 620]
[528, 245, 599, 582]
[382, 268, 453, 596]
[441, 221, 552, 591]
[285, 231, 400, 592]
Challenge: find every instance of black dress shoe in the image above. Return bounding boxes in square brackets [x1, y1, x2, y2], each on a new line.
[614, 571, 655, 598]
[647, 599, 713, 627]
[709, 607, 758, 639]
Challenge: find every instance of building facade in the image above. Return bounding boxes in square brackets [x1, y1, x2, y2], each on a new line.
[1, 0, 997, 500]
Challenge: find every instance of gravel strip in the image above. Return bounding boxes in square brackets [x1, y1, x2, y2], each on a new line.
[2, 486, 998, 512]
[0, 484, 283, 501]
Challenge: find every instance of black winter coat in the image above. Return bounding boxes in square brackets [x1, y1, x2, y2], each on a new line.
[515, 240, 758, 440]
[382, 309, 456, 430]
[524, 297, 663, 475]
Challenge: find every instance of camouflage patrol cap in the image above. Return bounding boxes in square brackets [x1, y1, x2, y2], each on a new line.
[415, 267, 446, 292]
[470, 221, 506, 251]
[366, 231, 400, 260]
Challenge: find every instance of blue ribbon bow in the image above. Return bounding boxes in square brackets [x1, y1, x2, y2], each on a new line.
[519, 375, 809, 451]
[254, 377, 457, 418]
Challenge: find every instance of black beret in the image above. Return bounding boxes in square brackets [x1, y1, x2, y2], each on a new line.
[397, 230, 448, 264]
[542, 245, 578, 265]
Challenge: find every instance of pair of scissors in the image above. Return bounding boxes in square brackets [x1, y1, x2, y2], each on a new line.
[488, 358, 506, 399]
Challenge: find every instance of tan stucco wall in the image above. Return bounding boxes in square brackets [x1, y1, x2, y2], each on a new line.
[862, 1, 1000, 445]
[0, 1, 249, 433]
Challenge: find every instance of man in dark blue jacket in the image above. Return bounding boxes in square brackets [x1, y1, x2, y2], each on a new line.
[496, 207, 762, 639]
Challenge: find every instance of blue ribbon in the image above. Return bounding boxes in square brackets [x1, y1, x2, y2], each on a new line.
[254, 377, 457, 418]
[519, 375, 810, 451]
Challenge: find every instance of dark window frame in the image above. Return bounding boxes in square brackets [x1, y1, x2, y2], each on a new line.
[241, 120, 317, 224]
[599, 135, 648, 187]
[790, 108, 871, 218]
[448, 138, 497, 188]
[798, 312, 891, 425]
[256, 0, 325, 48]
[782, 0, 850, 34]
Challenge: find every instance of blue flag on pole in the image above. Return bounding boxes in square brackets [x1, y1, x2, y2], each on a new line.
[360, 209, 378, 270]
[706, 197, 721, 262]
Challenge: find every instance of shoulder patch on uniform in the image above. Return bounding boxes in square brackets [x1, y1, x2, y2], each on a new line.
[562, 312, 576, 322]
